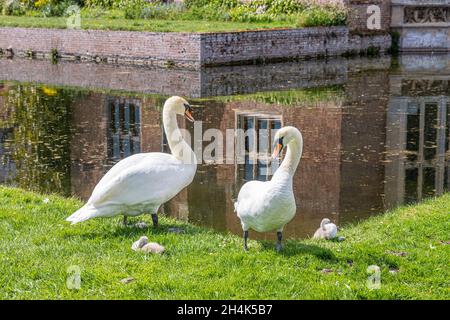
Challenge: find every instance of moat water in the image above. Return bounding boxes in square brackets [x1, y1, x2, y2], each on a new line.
[0, 53, 449, 240]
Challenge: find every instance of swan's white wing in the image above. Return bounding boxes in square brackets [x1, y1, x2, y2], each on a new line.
[236, 179, 296, 232]
[235, 180, 269, 218]
[88, 153, 195, 210]
[91, 153, 149, 195]
[325, 224, 338, 239]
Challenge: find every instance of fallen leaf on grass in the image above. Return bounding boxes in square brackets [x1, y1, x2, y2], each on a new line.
[120, 277, 135, 284]
[389, 268, 399, 274]
[321, 268, 333, 274]
[386, 250, 408, 257]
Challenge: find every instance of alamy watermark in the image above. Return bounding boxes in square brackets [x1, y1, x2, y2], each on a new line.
[166, 124, 282, 166]
[66, 265, 81, 290]
[367, 5, 382, 30]
[366, 265, 381, 290]
[65, 5, 81, 30]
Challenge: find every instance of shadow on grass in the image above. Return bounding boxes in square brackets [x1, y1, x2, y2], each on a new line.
[64, 216, 209, 240]
[260, 240, 337, 261]
[110, 223, 207, 238]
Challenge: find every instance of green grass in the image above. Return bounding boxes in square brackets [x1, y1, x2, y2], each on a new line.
[0, 15, 299, 32]
[0, 186, 449, 299]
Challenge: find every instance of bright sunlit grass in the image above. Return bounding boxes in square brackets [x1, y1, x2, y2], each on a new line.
[0, 15, 299, 32]
[0, 186, 448, 299]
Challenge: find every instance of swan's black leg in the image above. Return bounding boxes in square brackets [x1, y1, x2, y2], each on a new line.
[151, 213, 158, 228]
[276, 231, 283, 252]
[123, 216, 128, 226]
[244, 230, 249, 251]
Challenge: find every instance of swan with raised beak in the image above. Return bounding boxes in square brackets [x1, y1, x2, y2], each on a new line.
[235, 126, 303, 251]
[66, 96, 197, 227]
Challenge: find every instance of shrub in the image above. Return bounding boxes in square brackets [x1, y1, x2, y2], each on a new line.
[184, 0, 239, 10]
[1, 0, 26, 16]
[297, 6, 346, 27]
[41, 0, 81, 17]
[83, 0, 114, 7]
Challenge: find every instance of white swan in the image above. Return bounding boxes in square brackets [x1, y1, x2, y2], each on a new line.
[66, 96, 197, 227]
[313, 218, 337, 240]
[235, 126, 303, 251]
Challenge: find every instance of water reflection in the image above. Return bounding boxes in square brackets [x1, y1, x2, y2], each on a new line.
[0, 55, 449, 239]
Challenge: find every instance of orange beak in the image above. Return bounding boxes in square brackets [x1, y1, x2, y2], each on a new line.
[272, 142, 283, 159]
[184, 108, 195, 122]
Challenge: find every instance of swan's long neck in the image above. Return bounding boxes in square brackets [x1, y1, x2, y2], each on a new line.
[276, 137, 303, 177]
[163, 107, 196, 164]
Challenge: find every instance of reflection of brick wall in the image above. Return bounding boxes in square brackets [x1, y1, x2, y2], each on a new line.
[339, 70, 390, 223]
[140, 97, 165, 153]
[0, 83, 9, 121]
[70, 93, 108, 200]
[0, 96, 4, 120]
[0, 59, 202, 97]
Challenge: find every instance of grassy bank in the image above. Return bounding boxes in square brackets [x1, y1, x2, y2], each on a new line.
[0, 15, 299, 32]
[0, 186, 448, 299]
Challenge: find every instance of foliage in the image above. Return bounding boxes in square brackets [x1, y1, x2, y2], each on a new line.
[0, 0, 347, 26]
[1, 84, 77, 195]
[0, 0, 83, 16]
[296, 6, 346, 27]
[1, 0, 27, 16]
[216, 85, 345, 106]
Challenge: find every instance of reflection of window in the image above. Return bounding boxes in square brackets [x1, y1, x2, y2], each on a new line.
[403, 99, 449, 202]
[424, 103, 437, 160]
[236, 112, 282, 182]
[406, 102, 419, 161]
[107, 98, 141, 164]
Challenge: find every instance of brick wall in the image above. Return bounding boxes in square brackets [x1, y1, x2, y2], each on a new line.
[0, 27, 201, 68]
[201, 26, 390, 66]
[70, 93, 108, 200]
[0, 26, 391, 69]
[209, 27, 392, 63]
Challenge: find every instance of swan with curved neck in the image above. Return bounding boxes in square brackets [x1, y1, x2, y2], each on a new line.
[66, 96, 197, 226]
[235, 126, 303, 251]
[163, 99, 196, 164]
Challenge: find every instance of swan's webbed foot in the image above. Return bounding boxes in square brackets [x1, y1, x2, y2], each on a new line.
[244, 230, 249, 251]
[276, 231, 283, 252]
[151, 214, 158, 228]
